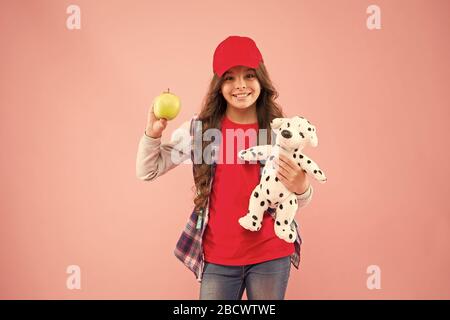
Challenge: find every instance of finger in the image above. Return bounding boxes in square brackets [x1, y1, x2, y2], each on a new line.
[159, 119, 168, 130]
[276, 171, 291, 188]
[275, 158, 291, 178]
[153, 121, 163, 131]
[148, 106, 157, 122]
[278, 154, 297, 171]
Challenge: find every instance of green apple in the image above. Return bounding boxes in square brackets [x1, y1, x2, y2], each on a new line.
[153, 88, 181, 120]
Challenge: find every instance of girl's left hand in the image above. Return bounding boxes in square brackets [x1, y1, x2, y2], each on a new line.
[274, 154, 310, 195]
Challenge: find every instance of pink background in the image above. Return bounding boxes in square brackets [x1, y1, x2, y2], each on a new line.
[1, 0, 449, 299]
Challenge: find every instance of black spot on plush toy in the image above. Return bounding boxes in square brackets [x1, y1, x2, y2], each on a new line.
[237, 116, 327, 243]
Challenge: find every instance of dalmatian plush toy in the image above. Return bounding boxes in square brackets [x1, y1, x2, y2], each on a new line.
[237, 116, 327, 243]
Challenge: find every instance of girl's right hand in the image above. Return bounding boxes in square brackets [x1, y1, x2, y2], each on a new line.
[145, 103, 168, 138]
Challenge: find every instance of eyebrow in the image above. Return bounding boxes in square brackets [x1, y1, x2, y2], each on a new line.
[223, 68, 255, 76]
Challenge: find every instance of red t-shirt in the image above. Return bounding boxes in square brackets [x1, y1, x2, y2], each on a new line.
[203, 114, 294, 265]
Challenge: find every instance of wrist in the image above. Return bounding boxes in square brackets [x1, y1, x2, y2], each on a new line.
[294, 182, 310, 195]
[145, 129, 161, 139]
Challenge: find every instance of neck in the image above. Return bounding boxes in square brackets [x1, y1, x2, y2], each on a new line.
[275, 144, 291, 155]
[225, 104, 257, 124]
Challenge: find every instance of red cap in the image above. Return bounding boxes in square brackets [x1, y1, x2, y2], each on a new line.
[213, 36, 264, 77]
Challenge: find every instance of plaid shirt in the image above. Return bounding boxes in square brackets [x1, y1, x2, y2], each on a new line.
[174, 114, 313, 282]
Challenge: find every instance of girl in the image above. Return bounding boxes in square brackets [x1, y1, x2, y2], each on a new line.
[136, 36, 313, 300]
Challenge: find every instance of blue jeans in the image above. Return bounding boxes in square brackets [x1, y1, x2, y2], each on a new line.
[199, 256, 291, 300]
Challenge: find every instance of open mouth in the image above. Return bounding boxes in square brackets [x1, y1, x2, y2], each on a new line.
[232, 92, 251, 98]
[232, 92, 251, 100]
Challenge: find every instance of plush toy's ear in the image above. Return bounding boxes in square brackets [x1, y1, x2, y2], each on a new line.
[270, 118, 284, 129]
[308, 124, 319, 147]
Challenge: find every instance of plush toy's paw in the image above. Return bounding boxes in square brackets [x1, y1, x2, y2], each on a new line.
[238, 146, 272, 162]
[297, 153, 327, 183]
[239, 214, 262, 232]
[274, 220, 297, 243]
[238, 149, 248, 161]
[238, 149, 257, 162]
[314, 167, 327, 183]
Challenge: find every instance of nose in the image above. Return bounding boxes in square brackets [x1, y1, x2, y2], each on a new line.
[281, 130, 292, 139]
[235, 76, 246, 89]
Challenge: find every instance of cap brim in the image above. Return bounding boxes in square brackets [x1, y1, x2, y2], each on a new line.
[217, 61, 261, 77]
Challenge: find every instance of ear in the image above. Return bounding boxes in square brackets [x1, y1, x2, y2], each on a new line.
[270, 118, 284, 129]
[308, 125, 319, 147]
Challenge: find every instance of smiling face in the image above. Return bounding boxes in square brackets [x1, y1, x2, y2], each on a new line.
[220, 65, 261, 111]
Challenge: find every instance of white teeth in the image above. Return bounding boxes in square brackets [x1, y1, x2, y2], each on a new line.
[233, 93, 250, 97]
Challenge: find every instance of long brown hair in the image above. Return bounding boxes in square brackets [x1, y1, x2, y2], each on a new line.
[191, 62, 284, 213]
